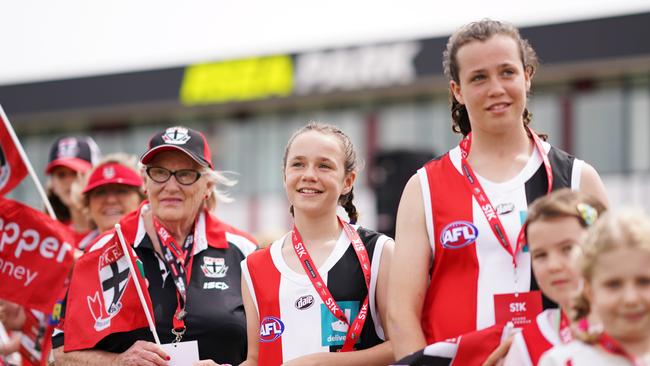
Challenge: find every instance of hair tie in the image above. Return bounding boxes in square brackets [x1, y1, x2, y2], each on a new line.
[577, 203, 597, 226]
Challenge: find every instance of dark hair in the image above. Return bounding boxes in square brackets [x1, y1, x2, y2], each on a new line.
[442, 19, 540, 137]
[283, 122, 359, 224]
[47, 190, 71, 222]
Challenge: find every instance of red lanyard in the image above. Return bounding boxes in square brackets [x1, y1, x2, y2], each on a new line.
[291, 217, 371, 352]
[458, 127, 553, 267]
[599, 333, 647, 366]
[558, 311, 573, 344]
[153, 217, 196, 341]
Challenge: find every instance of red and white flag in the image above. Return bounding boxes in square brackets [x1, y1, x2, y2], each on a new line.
[0, 109, 28, 196]
[19, 309, 53, 366]
[64, 232, 153, 351]
[0, 197, 75, 312]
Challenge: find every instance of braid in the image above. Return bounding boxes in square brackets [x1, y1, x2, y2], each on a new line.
[340, 187, 358, 224]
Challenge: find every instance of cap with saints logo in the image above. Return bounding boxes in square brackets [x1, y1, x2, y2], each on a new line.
[140, 126, 213, 169]
[82, 162, 144, 193]
[45, 136, 101, 174]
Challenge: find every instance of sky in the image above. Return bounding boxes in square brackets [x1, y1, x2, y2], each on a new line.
[1, 0, 649, 85]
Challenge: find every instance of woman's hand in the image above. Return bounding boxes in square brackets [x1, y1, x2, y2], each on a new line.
[0, 300, 25, 330]
[0, 331, 21, 356]
[481, 335, 513, 366]
[111, 340, 169, 366]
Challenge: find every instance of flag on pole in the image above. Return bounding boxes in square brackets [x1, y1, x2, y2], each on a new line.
[0, 110, 27, 196]
[64, 231, 153, 351]
[0, 197, 75, 312]
[19, 310, 52, 366]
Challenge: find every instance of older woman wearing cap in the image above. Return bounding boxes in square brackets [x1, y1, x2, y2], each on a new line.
[56, 126, 256, 366]
[73, 153, 145, 250]
[45, 135, 101, 245]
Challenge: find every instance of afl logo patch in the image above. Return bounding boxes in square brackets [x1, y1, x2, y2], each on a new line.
[259, 316, 285, 342]
[440, 221, 478, 249]
[295, 295, 314, 310]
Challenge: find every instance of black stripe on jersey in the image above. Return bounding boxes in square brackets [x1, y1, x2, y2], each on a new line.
[525, 146, 576, 310]
[326, 227, 384, 352]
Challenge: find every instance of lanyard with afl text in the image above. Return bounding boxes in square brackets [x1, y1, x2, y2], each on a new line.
[458, 127, 553, 269]
[291, 217, 371, 352]
[153, 217, 196, 342]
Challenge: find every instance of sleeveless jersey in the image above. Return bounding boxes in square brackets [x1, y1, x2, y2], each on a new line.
[504, 309, 560, 366]
[419, 141, 582, 343]
[242, 226, 389, 366]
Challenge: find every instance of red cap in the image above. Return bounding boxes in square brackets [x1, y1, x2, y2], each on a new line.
[82, 162, 143, 193]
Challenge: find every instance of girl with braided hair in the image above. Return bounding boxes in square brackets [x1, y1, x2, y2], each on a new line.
[241, 122, 394, 365]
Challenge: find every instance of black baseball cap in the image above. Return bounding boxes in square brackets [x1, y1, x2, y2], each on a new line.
[45, 136, 100, 174]
[140, 126, 213, 169]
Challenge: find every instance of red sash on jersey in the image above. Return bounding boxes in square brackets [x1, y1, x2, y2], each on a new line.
[152, 217, 196, 342]
[458, 127, 552, 268]
[291, 217, 371, 352]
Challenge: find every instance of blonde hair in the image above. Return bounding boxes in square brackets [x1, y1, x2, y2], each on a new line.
[573, 209, 650, 320]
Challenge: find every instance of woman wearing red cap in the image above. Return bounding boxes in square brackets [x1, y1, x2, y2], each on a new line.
[58, 126, 256, 366]
[73, 153, 145, 251]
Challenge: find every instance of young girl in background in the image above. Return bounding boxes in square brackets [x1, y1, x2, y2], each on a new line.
[503, 189, 605, 365]
[539, 209, 650, 365]
[241, 122, 394, 366]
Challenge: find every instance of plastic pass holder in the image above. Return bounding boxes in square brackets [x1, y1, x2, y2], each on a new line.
[493, 290, 543, 328]
[161, 340, 199, 366]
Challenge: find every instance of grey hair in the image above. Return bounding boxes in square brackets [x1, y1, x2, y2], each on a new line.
[201, 168, 237, 211]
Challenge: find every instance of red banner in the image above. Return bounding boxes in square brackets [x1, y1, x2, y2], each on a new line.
[0, 110, 28, 196]
[451, 324, 505, 366]
[64, 232, 153, 351]
[0, 197, 75, 313]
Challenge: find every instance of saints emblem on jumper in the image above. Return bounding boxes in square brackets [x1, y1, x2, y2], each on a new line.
[87, 244, 130, 331]
[161, 127, 191, 145]
[201, 256, 228, 278]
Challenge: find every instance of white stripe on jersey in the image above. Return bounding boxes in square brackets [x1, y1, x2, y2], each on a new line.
[240, 260, 258, 313]
[417, 167, 436, 258]
[369, 234, 389, 340]
[448, 143, 544, 329]
[226, 232, 257, 257]
[571, 158, 584, 191]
